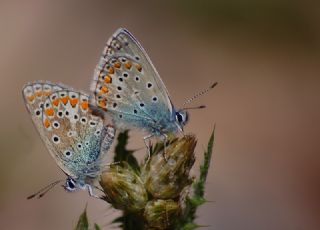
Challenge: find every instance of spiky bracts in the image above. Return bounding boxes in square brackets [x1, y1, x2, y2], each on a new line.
[76, 129, 215, 230]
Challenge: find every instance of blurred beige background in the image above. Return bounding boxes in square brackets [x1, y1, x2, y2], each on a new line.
[0, 0, 319, 229]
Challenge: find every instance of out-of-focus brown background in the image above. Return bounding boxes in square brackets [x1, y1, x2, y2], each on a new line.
[0, 0, 319, 229]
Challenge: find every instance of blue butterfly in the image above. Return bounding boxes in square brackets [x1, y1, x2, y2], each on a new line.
[90, 28, 216, 148]
[23, 82, 115, 198]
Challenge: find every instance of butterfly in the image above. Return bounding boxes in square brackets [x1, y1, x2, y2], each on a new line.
[22, 81, 115, 198]
[90, 28, 216, 148]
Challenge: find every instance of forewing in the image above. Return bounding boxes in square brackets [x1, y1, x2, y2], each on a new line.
[91, 28, 174, 132]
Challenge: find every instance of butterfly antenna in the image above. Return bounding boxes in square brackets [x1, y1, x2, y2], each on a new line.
[180, 105, 206, 111]
[183, 82, 218, 106]
[27, 180, 63, 199]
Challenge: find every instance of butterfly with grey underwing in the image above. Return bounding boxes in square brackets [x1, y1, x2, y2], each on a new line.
[23, 81, 115, 198]
[90, 28, 217, 154]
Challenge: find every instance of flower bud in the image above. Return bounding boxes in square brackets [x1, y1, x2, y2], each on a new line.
[143, 199, 180, 229]
[143, 135, 196, 199]
[100, 162, 148, 211]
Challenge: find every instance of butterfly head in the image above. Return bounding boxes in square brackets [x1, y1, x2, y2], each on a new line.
[63, 177, 78, 192]
[175, 110, 189, 130]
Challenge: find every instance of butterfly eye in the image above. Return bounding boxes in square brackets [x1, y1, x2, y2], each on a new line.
[67, 180, 75, 189]
[176, 113, 183, 123]
[64, 178, 76, 192]
[175, 111, 189, 126]
[134, 56, 140, 61]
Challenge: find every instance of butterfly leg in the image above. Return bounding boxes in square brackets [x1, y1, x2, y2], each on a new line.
[86, 184, 100, 199]
[143, 134, 154, 162]
[101, 161, 120, 171]
[162, 133, 168, 162]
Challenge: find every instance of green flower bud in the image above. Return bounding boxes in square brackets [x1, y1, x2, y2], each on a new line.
[143, 199, 180, 229]
[100, 162, 148, 211]
[143, 135, 196, 199]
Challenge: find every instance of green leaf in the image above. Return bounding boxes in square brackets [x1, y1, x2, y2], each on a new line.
[94, 223, 101, 230]
[114, 131, 140, 173]
[74, 208, 89, 230]
[195, 125, 215, 198]
[181, 223, 202, 230]
[188, 197, 206, 206]
[199, 127, 215, 185]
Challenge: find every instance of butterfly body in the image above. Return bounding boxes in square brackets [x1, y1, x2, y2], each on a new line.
[23, 81, 115, 195]
[91, 28, 188, 139]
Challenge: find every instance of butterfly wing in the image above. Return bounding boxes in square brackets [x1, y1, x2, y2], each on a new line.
[91, 28, 178, 135]
[22, 81, 66, 142]
[23, 82, 115, 180]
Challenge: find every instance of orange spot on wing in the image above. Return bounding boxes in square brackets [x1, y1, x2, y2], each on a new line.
[52, 98, 60, 106]
[100, 86, 108, 94]
[43, 118, 51, 128]
[104, 75, 111, 83]
[81, 101, 89, 110]
[98, 100, 107, 108]
[45, 108, 54, 116]
[35, 91, 43, 97]
[135, 64, 142, 72]
[113, 61, 121, 68]
[43, 91, 51, 96]
[124, 62, 132, 69]
[27, 95, 35, 102]
[108, 66, 114, 74]
[70, 98, 78, 107]
[61, 96, 69, 105]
